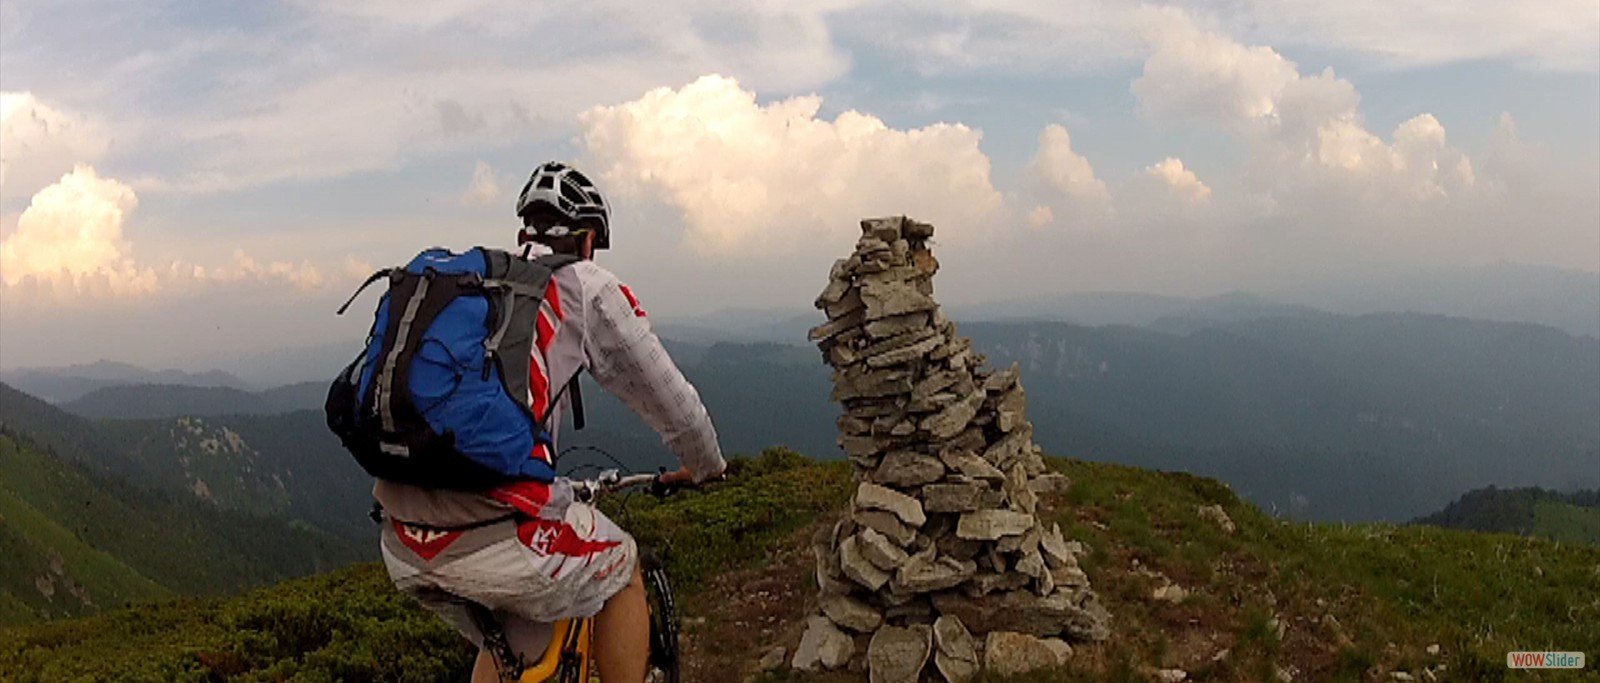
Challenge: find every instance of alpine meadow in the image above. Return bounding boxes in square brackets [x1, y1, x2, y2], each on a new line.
[2, 2, 1598, 682]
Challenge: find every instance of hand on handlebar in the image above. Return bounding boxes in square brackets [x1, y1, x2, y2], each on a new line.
[651, 465, 726, 497]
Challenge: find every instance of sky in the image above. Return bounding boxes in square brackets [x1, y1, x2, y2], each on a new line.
[1, 0, 1597, 370]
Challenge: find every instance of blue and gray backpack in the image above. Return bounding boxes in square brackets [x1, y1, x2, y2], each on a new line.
[326, 247, 582, 489]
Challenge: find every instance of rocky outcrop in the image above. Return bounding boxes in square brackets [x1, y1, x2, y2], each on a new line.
[801, 217, 1110, 680]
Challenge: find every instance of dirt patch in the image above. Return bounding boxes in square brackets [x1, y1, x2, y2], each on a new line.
[678, 515, 838, 682]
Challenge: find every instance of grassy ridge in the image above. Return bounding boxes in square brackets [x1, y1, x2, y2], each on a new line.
[5, 451, 1596, 682]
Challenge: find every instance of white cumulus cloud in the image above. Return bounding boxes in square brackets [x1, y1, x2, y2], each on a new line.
[1, 92, 110, 200]
[1, 166, 329, 303]
[578, 74, 1004, 255]
[0, 165, 157, 297]
[1143, 157, 1211, 205]
[1135, 11, 1479, 220]
[1023, 124, 1112, 229]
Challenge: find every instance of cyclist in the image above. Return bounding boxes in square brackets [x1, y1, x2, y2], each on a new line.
[375, 161, 726, 683]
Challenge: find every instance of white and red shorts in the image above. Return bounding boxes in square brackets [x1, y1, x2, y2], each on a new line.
[380, 482, 637, 644]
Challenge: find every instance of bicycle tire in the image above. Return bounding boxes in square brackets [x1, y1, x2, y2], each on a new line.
[640, 547, 680, 683]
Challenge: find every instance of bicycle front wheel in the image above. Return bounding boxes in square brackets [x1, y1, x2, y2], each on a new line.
[640, 547, 679, 683]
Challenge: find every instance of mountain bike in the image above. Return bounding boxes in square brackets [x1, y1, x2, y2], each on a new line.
[469, 469, 681, 683]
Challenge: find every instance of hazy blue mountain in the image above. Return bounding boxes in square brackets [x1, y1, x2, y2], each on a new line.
[61, 381, 327, 420]
[0, 362, 251, 404]
[16, 308, 1594, 527]
[960, 313, 1600, 521]
[1269, 262, 1600, 337]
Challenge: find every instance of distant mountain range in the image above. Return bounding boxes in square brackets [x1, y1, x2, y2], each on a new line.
[0, 361, 252, 404]
[60, 382, 325, 420]
[1415, 486, 1600, 546]
[11, 308, 1596, 525]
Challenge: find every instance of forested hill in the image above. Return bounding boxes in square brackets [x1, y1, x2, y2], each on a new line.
[0, 383, 368, 625]
[1415, 486, 1600, 546]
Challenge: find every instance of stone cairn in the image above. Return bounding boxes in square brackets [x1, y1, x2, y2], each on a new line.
[791, 217, 1111, 682]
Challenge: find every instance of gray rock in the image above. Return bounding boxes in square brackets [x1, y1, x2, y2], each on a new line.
[867, 334, 944, 368]
[824, 287, 865, 319]
[861, 279, 936, 321]
[983, 363, 1020, 393]
[982, 631, 1071, 676]
[855, 509, 919, 546]
[858, 526, 911, 570]
[933, 615, 978, 662]
[893, 553, 975, 594]
[933, 588, 1112, 641]
[793, 615, 854, 671]
[809, 304, 863, 337]
[840, 534, 892, 591]
[820, 593, 883, 633]
[938, 449, 1006, 481]
[1003, 464, 1039, 514]
[865, 311, 931, 339]
[921, 390, 984, 439]
[867, 624, 932, 683]
[932, 616, 980, 683]
[858, 325, 938, 358]
[963, 570, 1031, 596]
[1197, 504, 1236, 534]
[981, 422, 1034, 470]
[923, 482, 987, 513]
[935, 652, 979, 683]
[1052, 564, 1090, 590]
[855, 482, 927, 527]
[839, 435, 883, 459]
[905, 219, 935, 239]
[1039, 523, 1076, 569]
[832, 365, 913, 401]
[912, 370, 963, 401]
[995, 385, 1027, 432]
[861, 216, 906, 240]
[956, 510, 1035, 540]
[875, 450, 946, 487]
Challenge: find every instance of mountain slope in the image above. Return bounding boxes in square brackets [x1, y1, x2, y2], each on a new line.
[0, 428, 364, 625]
[3, 383, 373, 544]
[4, 452, 1594, 682]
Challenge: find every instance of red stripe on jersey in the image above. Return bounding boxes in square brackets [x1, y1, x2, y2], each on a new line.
[516, 518, 623, 558]
[488, 481, 553, 518]
[529, 357, 550, 419]
[545, 278, 564, 321]
[535, 310, 556, 353]
[618, 284, 647, 318]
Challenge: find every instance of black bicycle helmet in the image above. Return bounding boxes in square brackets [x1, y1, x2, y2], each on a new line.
[515, 161, 610, 249]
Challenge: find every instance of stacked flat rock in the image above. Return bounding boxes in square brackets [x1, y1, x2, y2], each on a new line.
[793, 217, 1110, 682]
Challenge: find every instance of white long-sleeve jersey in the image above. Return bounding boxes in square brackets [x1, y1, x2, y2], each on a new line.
[374, 245, 724, 524]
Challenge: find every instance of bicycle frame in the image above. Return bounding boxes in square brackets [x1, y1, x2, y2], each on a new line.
[515, 617, 592, 682]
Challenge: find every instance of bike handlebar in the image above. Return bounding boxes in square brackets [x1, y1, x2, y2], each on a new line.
[571, 469, 671, 503]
